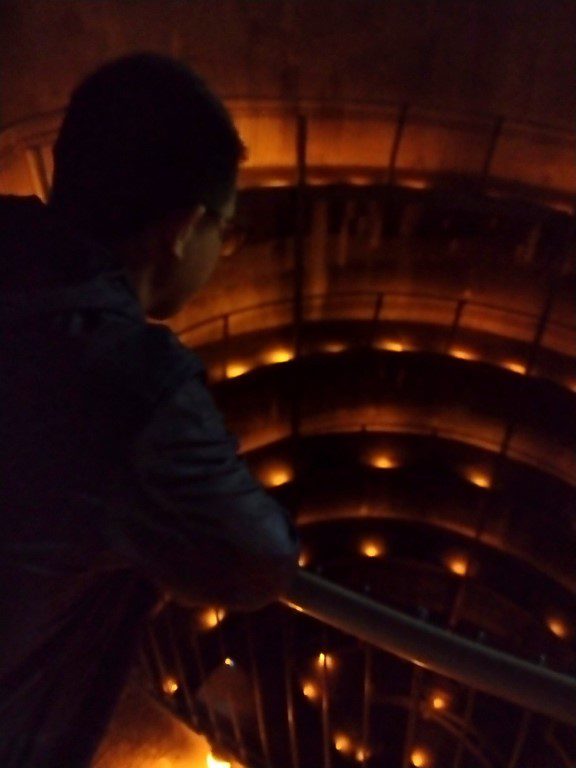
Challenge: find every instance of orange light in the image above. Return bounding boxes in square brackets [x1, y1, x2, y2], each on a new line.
[263, 465, 293, 487]
[447, 556, 469, 577]
[200, 607, 226, 630]
[347, 175, 372, 185]
[503, 361, 527, 375]
[467, 471, 492, 489]
[298, 551, 309, 567]
[334, 734, 352, 753]
[431, 692, 448, 710]
[370, 454, 396, 469]
[411, 748, 431, 767]
[317, 652, 334, 669]
[547, 617, 569, 639]
[401, 178, 430, 190]
[162, 677, 179, 695]
[302, 681, 319, 700]
[450, 348, 476, 361]
[355, 747, 369, 762]
[226, 362, 250, 378]
[360, 539, 385, 558]
[376, 339, 405, 352]
[322, 342, 347, 353]
[264, 347, 294, 364]
[224, 657, 235, 667]
[207, 753, 231, 768]
[265, 178, 291, 187]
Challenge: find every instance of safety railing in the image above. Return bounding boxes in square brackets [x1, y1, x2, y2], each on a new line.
[144, 570, 576, 768]
[1, 99, 574, 209]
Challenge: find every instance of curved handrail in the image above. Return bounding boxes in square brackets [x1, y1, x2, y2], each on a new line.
[284, 569, 576, 726]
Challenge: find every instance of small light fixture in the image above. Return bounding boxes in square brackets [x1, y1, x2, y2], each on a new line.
[334, 734, 352, 753]
[322, 342, 347, 353]
[375, 339, 405, 352]
[226, 362, 250, 379]
[263, 465, 293, 487]
[162, 677, 179, 695]
[370, 454, 397, 469]
[200, 607, 226, 630]
[467, 470, 492, 489]
[298, 551, 309, 567]
[411, 747, 431, 767]
[302, 681, 319, 700]
[450, 348, 475, 361]
[431, 692, 449, 710]
[317, 652, 334, 669]
[503, 361, 527, 375]
[547, 617, 569, 639]
[355, 747, 369, 762]
[224, 657, 235, 667]
[360, 539, 385, 558]
[264, 347, 294, 364]
[446, 555, 469, 577]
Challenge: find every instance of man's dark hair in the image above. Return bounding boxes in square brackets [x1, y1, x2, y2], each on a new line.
[49, 53, 244, 244]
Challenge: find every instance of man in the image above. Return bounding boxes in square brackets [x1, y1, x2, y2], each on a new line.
[0, 53, 299, 766]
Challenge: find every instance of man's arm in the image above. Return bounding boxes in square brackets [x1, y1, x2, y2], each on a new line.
[105, 370, 300, 609]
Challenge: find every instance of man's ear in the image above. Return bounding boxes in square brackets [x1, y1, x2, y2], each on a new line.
[172, 204, 207, 261]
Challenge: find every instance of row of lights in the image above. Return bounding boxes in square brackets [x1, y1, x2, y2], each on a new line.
[215, 340, 574, 391]
[258, 457, 493, 489]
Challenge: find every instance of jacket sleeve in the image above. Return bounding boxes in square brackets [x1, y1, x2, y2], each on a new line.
[105, 369, 300, 610]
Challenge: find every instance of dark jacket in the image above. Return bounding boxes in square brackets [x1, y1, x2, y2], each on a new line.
[0, 196, 299, 767]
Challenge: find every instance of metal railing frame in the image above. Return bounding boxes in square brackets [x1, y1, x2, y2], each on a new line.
[284, 570, 576, 727]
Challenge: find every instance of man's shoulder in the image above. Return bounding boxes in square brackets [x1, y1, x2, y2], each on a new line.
[83, 311, 205, 413]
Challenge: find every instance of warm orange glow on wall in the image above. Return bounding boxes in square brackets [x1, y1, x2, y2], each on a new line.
[446, 555, 469, 577]
[317, 652, 334, 669]
[263, 464, 293, 487]
[375, 339, 405, 352]
[360, 539, 385, 558]
[334, 734, 352, 753]
[546, 617, 569, 639]
[355, 747, 369, 762]
[369, 454, 397, 469]
[503, 360, 527, 375]
[322, 342, 348, 353]
[450, 348, 476, 361]
[226, 362, 250, 378]
[199, 607, 226, 630]
[302, 680, 319, 700]
[263, 347, 294, 364]
[162, 677, 179, 695]
[467, 470, 492, 489]
[431, 692, 449, 710]
[411, 747, 431, 767]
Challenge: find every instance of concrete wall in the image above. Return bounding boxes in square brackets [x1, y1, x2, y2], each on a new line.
[1, 0, 575, 129]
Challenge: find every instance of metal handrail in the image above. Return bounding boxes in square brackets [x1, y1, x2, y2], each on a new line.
[284, 569, 576, 726]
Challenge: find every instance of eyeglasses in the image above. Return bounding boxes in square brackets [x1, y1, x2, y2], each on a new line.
[205, 207, 247, 258]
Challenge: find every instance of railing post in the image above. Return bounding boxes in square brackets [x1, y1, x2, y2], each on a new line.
[481, 115, 504, 189]
[388, 103, 409, 185]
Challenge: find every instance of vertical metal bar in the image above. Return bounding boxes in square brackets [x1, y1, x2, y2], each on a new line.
[360, 643, 373, 761]
[244, 615, 273, 768]
[481, 115, 504, 188]
[320, 635, 332, 768]
[445, 298, 466, 353]
[507, 711, 531, 768]
[402, 665, 424, 768]
[190, 625, 222, 742]
[283, 612, 300, 768]
[388, 103, 409, 184]
[370, 291, 384, 347]
[165, 607, 200, 729]
[290, 114, 308, 444]
[214, 614, 248, 764]
[452, 690, 477, 768]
